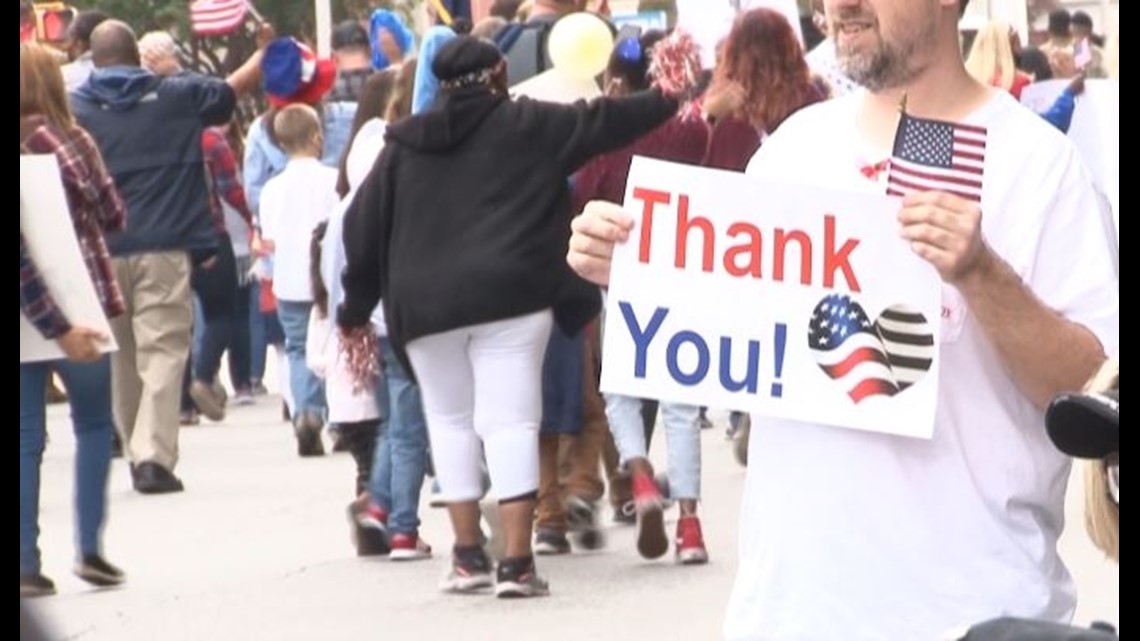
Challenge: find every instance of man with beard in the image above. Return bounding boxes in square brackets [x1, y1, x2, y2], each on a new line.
[564, 0, 1119, 639]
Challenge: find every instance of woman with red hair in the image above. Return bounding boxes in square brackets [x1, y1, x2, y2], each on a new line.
[701, 7, 827, 171]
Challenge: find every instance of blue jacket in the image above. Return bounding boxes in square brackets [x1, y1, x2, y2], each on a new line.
[71, 67, 235, 259]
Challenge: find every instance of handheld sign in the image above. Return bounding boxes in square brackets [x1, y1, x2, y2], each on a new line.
[599, 157, 943, 439]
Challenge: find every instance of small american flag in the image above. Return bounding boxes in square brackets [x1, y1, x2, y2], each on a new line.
[190, 0, 248, 37]
[886, 110, 986, 203]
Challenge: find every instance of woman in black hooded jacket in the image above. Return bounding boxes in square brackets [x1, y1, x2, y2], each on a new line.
[339, 35, 679, 598]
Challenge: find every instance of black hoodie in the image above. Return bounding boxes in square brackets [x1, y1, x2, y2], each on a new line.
[339, 86, 677, 373]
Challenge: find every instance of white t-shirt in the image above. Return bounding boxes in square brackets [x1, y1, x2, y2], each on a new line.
[321, 119, 389, 337]
[725, 91, 1120, 641]
[258, 157, 339, 302]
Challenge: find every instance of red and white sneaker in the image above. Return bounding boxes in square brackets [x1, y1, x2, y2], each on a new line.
[356, 502, 388, 532]
[675, 515, 709, 565]
[389, 533, 433, 561]
[632, 470, 668, 560]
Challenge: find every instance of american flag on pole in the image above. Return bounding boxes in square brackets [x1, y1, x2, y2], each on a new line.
[886, 110, 987, 203]
[808, 294, 934, 404]
[190, 0, 249, 37]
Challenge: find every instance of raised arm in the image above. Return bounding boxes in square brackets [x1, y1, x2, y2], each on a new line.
[526, 89, 679, 174]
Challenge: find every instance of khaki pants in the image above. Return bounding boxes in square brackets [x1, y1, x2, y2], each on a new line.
[110, 251, 193, 471]
[535, 328, 608, 531]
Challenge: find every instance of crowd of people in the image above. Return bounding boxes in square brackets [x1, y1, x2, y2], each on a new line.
[20, 0, 1118, 639]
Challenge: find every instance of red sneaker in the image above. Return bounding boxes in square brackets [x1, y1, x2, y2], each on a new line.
[631, 471, 668, 560]
[675, 515, 709, 565]
[389, 533, 432, 561]
[356, 502, 388, 533]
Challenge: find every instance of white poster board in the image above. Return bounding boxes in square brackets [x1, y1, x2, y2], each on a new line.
[1020, 79, 1119, 239]
[20, 154, 118, 363]
[600, 158, 943, 439]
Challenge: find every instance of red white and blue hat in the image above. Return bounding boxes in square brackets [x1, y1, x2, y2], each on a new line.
[261, 37, 337, 108]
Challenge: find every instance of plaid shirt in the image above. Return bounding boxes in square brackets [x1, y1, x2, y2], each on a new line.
[20, 231, 70, 338]
[20, 116, 126, 338]
[202, 127, 253, 235]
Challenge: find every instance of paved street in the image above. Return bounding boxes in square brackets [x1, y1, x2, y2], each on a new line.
[27, 391, 1118, 640]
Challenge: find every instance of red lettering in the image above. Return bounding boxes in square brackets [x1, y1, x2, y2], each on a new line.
[674, 195, 715, 272]
[631, 187, 671, 264]
[823, 214, 861, 291]
[774, 228, 812, 285]
[724, 222, 763, 278]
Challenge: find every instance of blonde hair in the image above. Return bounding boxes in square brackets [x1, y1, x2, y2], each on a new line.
[965, 21, 1018, 91]
[20, 42, 75, 131]
[1081, 357, 1119, 563]
[273, 104, 322, 156]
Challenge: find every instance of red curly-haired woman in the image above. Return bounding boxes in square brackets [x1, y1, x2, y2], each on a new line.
[700, 7, 828, 172]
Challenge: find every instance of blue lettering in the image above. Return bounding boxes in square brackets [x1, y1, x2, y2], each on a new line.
[667, 331, 710, 386]
[619, 302, 669, 378]
[718, 337, 760, 394]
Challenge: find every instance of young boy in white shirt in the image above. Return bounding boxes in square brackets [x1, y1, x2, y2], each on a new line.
[258, 104, 339, 457]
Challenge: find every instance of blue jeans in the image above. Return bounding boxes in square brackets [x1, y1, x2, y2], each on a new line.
[249, 281, 285, 385]
[369, 338, 429, 535]
[20, 356, 115, 574]
[605, 395, 701, 500]
[276, 300, 326, 418]
[540, 324, 584, 435]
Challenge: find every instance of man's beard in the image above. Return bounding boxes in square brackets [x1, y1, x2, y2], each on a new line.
[837, 38, 925, 92]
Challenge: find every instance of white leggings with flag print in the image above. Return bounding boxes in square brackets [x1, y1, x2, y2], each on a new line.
[405, 310, 553, 502]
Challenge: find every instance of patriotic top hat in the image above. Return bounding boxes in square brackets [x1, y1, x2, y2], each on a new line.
[261, 37, 337, 108]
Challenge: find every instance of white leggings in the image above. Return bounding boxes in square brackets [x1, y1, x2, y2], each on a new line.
[405, 309, 553, 502]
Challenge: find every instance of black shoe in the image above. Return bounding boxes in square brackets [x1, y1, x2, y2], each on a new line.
[612, 500, 637, 526]
[20, 573, 56, 598]
[533, 529, 571, 556]
[494, 555, 550, 598]
[440, 545, 494, 594]
[347, 500, 390, 557]
[132, 461, 185, 494]
[74, 555, 125, 587]
[294, 412, 325, 457]
[566, 496, 605, 550]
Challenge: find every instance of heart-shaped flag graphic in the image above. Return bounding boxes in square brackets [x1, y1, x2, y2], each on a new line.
[808, 294, 934, 404]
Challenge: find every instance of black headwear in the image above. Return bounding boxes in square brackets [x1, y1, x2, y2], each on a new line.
[431, 36, 504, 90]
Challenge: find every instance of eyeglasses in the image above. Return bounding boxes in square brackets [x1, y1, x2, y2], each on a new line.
[1105, 452, 1119, 505]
